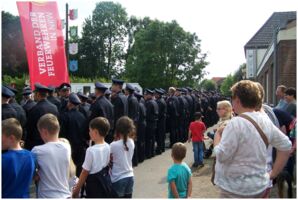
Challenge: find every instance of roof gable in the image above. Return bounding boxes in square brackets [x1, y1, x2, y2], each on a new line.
[244, 11, 296, 50]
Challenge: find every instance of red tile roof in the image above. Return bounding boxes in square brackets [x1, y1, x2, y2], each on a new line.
[211, 77, 225, 84]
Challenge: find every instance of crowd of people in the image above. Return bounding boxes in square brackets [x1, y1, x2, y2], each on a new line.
[2, 79, 296, 198]
[2, 79, 225, 198]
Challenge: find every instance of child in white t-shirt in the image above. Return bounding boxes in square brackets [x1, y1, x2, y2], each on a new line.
[110, 116, 135, 198]
[31, 114, 71, 198]
[72, 117, 111, 198]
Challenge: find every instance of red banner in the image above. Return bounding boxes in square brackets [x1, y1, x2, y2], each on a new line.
[17, 1, 69, 89]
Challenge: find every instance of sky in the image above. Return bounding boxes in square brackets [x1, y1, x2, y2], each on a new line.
[1, 0, 297, 79]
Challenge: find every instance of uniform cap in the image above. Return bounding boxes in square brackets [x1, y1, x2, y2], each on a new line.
[186, 87, 193, 92]
[154, 89, 164, 95]
[58, 82, 71, 90]
[182, 88, 188, 93]
[4, 85, 18, 94]
[22, 87, 32, 95]
[95, 82, 108, 91]
[144, 89, 154, 95]
[2, 85, 15, 98]
[134, 91, 143, 98]
[104, 89, 112, 95]
[125, 83, 135, 91]
[77, 92, 89, 100]
[134, 87, 140, 93]
[69, 93, 81, 105]
[34, 83, 50, 92]
[47, 85, 56, 92]
[112, 78, 124, 85]
[89, 93, 96, 99]
[159, 88, 166, 93]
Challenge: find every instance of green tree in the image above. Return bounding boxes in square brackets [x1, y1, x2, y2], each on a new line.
[125, 19, 208, 88]
[199, 79, 216, 91]
[125, 16, 151, 62]
[220, 74, 236, 96]
[1, 11, 28, 77]
[2, 74, 28, 102]
[234, 63, 246, 82]
[79, 1, 128, 79]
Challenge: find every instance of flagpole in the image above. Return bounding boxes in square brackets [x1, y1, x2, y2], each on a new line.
[65, 3, 69, 71]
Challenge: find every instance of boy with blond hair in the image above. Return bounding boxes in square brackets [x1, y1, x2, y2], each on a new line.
[2, 118, 36, 198]
[32, 114, 71, 198]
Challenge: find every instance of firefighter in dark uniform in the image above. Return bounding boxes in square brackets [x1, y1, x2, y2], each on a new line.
[175, 88, 188, 142]
[20, 86, 30, 106]
[135, 87, 145, 104]
[144, 89, 159, 159]
[186, 87, 196, 122]
[182, 88, 192, 141]
[154, 89, 167, 154]
[60, 93, 88, 177]
[159, 88, 166, 95]
[88, 93, 97, 105]
[134, 91, 146, 163]
[47, 85, 61, 110]
[194, 90, 202, 112]
[200, 94, 208, 126]
[210, 91, 218, 126]
[2, 85, 17, 120]
[89, 82, 114, 143]
[111, 78, 128, 128]
[5, 85, 27, 141]
[125, 83, 140, 166]
[184, 88, 194, 141]
[58, 82, 71, 113]
[166, 87, 180, 147]
[104, 89, 112, 101]
[125, 84, 139, 125]
[202, 94, 212, 128]
[21, 87, 36, 117]
[77, 92, 91, 119]
[25, 83, 59, 150]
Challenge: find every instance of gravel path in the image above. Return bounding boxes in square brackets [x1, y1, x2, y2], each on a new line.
[133, 142, 220, 198]
[133, 140, 296, 198]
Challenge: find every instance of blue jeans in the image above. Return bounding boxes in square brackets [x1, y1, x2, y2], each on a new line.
[192, 141, 204, 165]
[112, 176, 134, 197]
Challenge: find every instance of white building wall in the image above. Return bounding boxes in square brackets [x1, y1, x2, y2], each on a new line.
[256, 49, 267, 68]
[278, 24, 296, 41]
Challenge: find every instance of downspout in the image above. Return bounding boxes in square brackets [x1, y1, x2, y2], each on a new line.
[273, 27, 279, 106]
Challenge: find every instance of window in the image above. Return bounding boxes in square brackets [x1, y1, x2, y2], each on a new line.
[83, 86, 91, 95]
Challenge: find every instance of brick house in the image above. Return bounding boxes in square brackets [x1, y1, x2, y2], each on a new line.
[244, 11, 296, 105]
[211, 77, 225, 90]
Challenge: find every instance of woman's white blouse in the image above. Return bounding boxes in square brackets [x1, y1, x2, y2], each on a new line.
[214, 111, 292, 196]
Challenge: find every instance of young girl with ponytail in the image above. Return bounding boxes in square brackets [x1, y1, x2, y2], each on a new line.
[110, 116, 135, 198]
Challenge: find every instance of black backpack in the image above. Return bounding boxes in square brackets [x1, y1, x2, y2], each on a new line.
[85, 166, 118, 198]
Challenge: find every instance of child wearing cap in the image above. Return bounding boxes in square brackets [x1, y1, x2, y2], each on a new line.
[2, 118, 36, 198]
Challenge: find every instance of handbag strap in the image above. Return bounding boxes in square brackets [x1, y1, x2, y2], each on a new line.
[239, 114, 269, 148]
